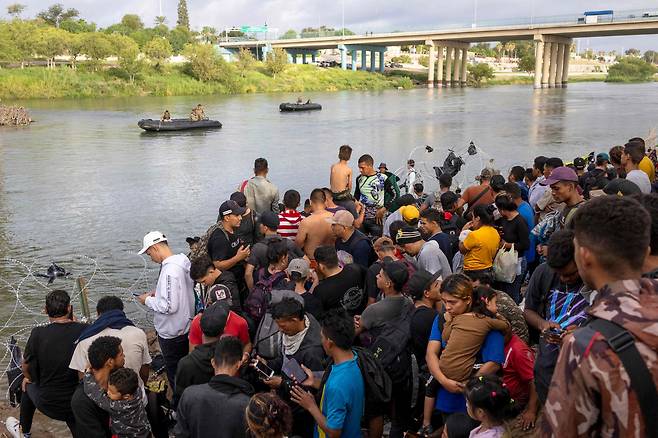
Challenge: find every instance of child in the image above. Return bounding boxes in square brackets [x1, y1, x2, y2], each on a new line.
[440, 286, 510, 383]
[465, 375, 516, 438]
[83, 368, 151, 438]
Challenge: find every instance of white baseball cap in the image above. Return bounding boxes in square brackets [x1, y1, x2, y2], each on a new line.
[138, 231, 167, 254]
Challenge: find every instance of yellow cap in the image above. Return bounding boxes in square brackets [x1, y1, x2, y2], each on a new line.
[400, 205, 420, 222]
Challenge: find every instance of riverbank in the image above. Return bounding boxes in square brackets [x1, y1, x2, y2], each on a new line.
[0, 65, 414, 100]
[385, 69, 610, 86]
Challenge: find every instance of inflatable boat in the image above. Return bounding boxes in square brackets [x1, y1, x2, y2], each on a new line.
[138, 118, 222, 131]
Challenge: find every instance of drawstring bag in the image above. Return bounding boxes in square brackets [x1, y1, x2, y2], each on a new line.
[493, 244, 518, 283]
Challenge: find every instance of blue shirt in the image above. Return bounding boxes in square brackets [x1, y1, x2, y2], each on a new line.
[317, 353, 365, 438]
[516, 181, 529, 202]
[429, 232, 454, 262]
[428, 315, 505, 413]
[517, 201, 536, 264]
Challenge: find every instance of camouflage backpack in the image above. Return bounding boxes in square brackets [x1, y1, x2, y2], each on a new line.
[189, 222, 227, 262]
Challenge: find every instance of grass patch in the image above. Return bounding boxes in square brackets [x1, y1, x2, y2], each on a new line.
[0, 64, 413, 100]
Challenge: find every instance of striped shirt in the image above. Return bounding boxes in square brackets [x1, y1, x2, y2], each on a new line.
[278, 209, 302, 239]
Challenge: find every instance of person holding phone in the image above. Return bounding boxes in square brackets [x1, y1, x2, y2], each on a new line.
[254, 298, 325, 438]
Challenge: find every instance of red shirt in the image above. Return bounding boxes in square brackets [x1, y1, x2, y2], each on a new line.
[188, 310, 250, 346]
[502, 334, 535, 406]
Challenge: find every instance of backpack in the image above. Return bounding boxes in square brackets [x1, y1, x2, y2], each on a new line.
[189, 222, 225, 262]
[253, 290, 305, 361]
[319, 347, 392, 406]
[369, 303, 414, 384]
[399, 258, 418, 297]
[244, 269, 288, 325]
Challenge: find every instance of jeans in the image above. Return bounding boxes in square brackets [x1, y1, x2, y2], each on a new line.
[158, 333, 189, 396]
[20, 383, 76, 434]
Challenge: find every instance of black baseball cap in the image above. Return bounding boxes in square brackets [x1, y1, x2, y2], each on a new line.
[200, 301, 230, 337]
[259, 211, 280, 230]
[230, 191, 247, 208]
[407, 269, 442, 300]
[219, 200, 246, 218]
[573, 157, 586, 170]
[381, 260, 409, 291]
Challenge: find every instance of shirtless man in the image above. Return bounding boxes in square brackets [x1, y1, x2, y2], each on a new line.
[295, 188, 335, 259]
[329, 145, 358, 217]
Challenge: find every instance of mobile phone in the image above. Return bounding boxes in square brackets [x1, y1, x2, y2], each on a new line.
[282, 358, 308, 384]
[252, 360, 275, 380]
[132, 292, 141, 297]
[547, 327, 564, 336]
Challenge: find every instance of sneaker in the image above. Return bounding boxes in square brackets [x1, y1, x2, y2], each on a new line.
[416, 424, 435, 437]
[5, 416, 20, 438]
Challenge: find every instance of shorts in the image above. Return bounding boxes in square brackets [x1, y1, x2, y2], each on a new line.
[425, 374, 441, 398]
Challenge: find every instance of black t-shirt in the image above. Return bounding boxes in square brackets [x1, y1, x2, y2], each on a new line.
[410, 305, 437, 368]
[365, 261, 384, 300]
[208, 227, 244, 280]
[301, 292, 323, 321]
[500, 214, 530, 253]
[335, 230, 377, 268]
[71, 384, 111, 438]
[314, 264, 366, 315]
[24, 322, 87, 409]
[235, 211, 258, 246]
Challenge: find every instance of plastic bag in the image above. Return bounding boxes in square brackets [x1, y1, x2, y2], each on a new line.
[493, 244, 518, 283]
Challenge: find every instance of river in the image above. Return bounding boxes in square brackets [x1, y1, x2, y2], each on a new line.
[0, 81, 657, 331]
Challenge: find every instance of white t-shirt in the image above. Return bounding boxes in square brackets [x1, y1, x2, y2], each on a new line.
[69, 325, 152, 375]
[626, 169, 652, 194]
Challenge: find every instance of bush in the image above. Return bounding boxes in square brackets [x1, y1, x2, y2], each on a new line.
[183, 43, 222, 81]
[391, 54, 411, 64]
[419, 55, 429, 67]
[144, 37, 172, 70]
[606, 57, 657, 82]
[467, 63, 495, 87]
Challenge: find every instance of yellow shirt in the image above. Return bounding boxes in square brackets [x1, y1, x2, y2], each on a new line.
[463, 225, 501, 271]
[639, 156, 656, 183]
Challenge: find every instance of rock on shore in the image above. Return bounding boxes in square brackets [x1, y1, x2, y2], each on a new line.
[0, 105, 32, 126]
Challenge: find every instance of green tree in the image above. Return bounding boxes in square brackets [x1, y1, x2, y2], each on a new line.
[6, 4, 26, 19]
[60, 19, 96, 33]
[154, 16, 167, 26]
[7, 20, 39, 67]
[144, 37, 172, 70]
[518, 53, 535, 74]
[0, 24, 20, 63]
[235, 48, 256, 77]
[35, 26, 70, 68]
[606, 57, 657, 82]
[418, 55, 429, 67]
[200, 26, 218, 43]
[66, 32, 84, 69]
[471, 43, 495, 58]
[177, 0, 190, 30]
[168, 25, 192, 53]
[467, 63, 495, 87]
[625, 48, 641, 57]
[121, 14, 144, 32]
[37, 3, 79, 27]
[644, 50, 658, 64]
[391, 54, 411, 64]
[110, 34, 141, 82]
[281, 29, 297, 39]
[81, 32, 113, 70]
[182, 43, 223, 81]
[265, 47, 287, 78]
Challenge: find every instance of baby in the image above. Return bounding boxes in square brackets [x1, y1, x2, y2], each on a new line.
[83, 368, 152, 438]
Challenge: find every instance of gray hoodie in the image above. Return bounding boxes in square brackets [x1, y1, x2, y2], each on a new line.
[145, 253, 195, 339]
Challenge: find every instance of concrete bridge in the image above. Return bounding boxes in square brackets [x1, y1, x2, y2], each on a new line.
[219, 14, 658, 88]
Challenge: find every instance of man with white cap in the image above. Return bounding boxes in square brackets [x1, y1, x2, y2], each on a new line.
[137, 231, 195, 393]
[329, 210, 376, 269]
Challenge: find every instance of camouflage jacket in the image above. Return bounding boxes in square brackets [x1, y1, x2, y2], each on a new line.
[541, 278, 658, 437]
[496, 290, 529, 344]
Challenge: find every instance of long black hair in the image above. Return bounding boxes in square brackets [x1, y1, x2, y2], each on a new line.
[470, 286, 497, 318]
[465, 375, 516, 423]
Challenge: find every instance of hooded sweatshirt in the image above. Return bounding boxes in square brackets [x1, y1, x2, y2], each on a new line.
[173, 342, 216, 407]
[145, 253, 195, 339]
[174, 374, 254, 438]
[541, 278, 658, 438]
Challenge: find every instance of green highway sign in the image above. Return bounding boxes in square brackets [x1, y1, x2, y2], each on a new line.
[241, 25, 269, 33]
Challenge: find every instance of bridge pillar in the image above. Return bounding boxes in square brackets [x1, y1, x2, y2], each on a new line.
[445, 47, 453, 87]
[555, 44, 565, 88]
[452, 47, 461, 87]
[426, 40, 436, 86]
[533, 41, 544, 89]
[541, 42, 551, 88]
[460, 48, 468, 86]
[339, 45, 347, 70]
[548, 42, 559, 88]
[379, 50, 385, 73]
[562, 44, 571, 87]
[351, 50, 357, 71]
[312, 53, 317, 63]
[436, 46, 444, 87]
[370, 50, 376, 72]
[302, 53, 307, 64]
[361, 49, 367, 70]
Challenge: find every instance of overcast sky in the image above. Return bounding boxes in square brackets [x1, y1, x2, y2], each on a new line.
[4, 0, 658, 51]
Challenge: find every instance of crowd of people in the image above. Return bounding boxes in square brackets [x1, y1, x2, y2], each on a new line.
[8, 139, 658, 438]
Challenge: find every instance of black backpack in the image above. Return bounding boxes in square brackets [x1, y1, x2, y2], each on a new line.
[369, 303, 414, 384]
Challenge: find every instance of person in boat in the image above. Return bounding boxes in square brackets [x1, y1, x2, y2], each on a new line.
[161, 110, 171, 122]
[195, 104, 206, 120]
[189, 108, 200, 121]
[306, 99, 311, 104]
[296, 97, 303, 104]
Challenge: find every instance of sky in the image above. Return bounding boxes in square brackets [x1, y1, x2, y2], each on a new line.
[4, 0, 658, 51]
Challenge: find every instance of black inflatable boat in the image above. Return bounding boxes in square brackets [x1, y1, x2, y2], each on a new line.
[279, 103, 322, 112]
[138, 118, 222, 132]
